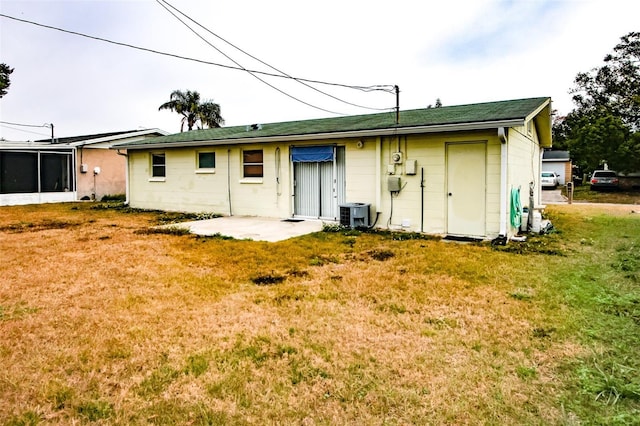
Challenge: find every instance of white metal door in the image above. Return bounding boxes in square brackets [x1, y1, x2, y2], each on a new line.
[446, 142, 486, 237]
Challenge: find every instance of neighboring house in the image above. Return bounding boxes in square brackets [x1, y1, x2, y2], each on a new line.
[0, 129, 167, 206]
[542, 150, 571, 185]
[115, 97, 552, 240]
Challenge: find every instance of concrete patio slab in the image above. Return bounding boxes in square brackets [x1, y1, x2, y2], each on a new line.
[169, 216, 325, 242]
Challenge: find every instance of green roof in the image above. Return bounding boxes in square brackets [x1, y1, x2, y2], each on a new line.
[117, 97, 550, 148]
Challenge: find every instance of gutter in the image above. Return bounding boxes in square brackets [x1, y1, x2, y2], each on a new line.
[116, 119, 524, 151]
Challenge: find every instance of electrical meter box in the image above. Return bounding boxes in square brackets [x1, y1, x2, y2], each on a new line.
[388, 176, 401, 192]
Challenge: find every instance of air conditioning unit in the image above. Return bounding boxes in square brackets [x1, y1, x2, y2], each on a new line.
[391, 152, 403, 164]
[339, 203, 370, 228]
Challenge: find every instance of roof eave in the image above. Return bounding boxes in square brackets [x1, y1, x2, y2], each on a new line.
[119, 119, 524, 150]
[72, 128, 169, 147]
[526, 98, 552, 148]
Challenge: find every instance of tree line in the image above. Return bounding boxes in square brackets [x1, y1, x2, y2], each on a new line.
[553, 32, 640, 174]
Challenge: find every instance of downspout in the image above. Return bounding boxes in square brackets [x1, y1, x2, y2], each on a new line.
[375, 136, 382, 217]
[539, 149, 544, 207]
[72, 146, 77, 198]
[420, 167, 425, 233]
[498, 127, 508, 239]
[227, 149, 232, 216]
[116, 149, 129, 204]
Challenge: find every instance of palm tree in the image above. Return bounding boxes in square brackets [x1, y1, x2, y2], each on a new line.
[158, 90, 224, 132]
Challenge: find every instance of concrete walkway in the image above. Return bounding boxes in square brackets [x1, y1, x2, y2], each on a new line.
[170, 216, 325, 242]
[541, 189, 567, 204]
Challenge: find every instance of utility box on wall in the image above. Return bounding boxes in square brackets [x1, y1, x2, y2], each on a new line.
[339, 203, 370, 228]
[388, 176, 401, 192]
[405, 159, 417, 175]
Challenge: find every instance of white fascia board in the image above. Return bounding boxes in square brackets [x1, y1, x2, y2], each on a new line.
[122, 119, 524, 150]
[70, 129, 170, 147]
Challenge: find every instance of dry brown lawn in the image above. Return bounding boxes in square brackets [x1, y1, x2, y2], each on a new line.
[1, 202, 636, 424]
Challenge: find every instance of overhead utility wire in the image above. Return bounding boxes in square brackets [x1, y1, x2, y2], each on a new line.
[0, 124, 50, 137]
[155, 1, 341, 115]
[157, 0, 391, 112]
[0, 13, 396, 95]
[0, 120, 50, 128]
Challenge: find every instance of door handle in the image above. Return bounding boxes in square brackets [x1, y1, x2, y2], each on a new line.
[448, 192, 452, 196]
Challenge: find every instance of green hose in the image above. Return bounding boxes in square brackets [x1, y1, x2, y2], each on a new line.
[510, 187, 522, 228]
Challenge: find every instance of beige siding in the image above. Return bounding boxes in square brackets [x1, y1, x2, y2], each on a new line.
[374, 131, 501, 236]
[506, 125, 542, 234]
[128, 128, 536, 239]
[129, 146, 292, 216]
[343, 139, 377, 210]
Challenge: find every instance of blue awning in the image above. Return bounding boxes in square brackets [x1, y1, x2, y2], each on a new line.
[291, 146, 334, 162]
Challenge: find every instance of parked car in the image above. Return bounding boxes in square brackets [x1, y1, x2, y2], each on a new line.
[541, 171, 559, 189]
[590, 170, 619, 191]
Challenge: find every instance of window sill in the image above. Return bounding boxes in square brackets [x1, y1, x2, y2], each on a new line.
[239, 178, 263, 184]
[148, 177, 166, 182]
[195, 169, 216, 174]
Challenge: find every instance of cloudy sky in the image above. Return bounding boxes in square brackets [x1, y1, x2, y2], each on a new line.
[0, 0, 638, 141]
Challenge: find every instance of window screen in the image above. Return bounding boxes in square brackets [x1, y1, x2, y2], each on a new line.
[0, 152, 38, 193]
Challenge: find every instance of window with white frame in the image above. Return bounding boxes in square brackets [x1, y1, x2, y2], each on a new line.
[196, 151, 215, 171]
[242, 149, 263, 178]
[151, 152, 166, 178]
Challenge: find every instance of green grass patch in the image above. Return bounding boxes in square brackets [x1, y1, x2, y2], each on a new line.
[44, 381, 75, 410]
[184, 353, 210, 377]
[0, 302, 38, 322]
[75, 399, 115, 422]
[564, 184, 640, 203]
[137, 364, 181, 397]
[4, 410, 42, 426]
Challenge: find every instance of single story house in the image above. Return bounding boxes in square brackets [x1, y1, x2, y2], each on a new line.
[114, 97, 552, 240]
[542, 150, 571, 185]
[0, 129, 167, 206]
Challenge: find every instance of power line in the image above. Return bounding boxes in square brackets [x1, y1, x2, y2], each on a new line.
[155, 0, 343, 116]
[157, 0, 391, 112]
[0, 120, 50, 128]
[0, 13, 397, 95]
[0, 124, 50, 137]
